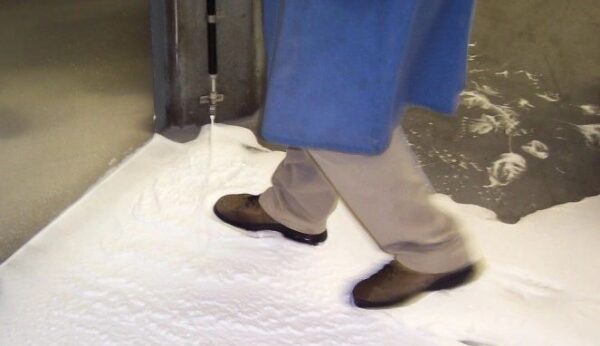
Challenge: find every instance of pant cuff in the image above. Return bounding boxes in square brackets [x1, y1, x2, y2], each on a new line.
[258, 190, 328, 235]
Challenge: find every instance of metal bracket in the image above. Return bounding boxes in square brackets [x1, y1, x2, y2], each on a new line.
[200, 75, 224, 117]
[199, 93, 224, 105]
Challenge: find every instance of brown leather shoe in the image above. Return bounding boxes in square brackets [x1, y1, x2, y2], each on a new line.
[213, 194, 327, 245]
[352, 260, 476, 308]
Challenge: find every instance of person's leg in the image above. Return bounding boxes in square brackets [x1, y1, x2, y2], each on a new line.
[259, 148, 338, 235]
[306, 126, 475, 307]
[213, 126, 475, 306]
[309, 126, 472, 274]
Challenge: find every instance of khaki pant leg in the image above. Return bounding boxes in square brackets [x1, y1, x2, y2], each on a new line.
[309, 126, 472, 273]
[259, 148, 338, 235]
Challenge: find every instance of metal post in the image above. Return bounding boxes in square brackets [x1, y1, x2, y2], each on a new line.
[200, 0, 224, 120]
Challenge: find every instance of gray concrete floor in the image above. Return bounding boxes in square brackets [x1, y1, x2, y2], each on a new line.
[0, 1, 155, 262]
[403, 0, 600, 222]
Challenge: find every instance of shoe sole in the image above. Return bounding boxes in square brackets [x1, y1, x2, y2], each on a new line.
[213, 205, 327, 246]
[353, 265, 477, 309]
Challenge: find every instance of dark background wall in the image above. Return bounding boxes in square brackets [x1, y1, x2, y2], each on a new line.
[0, 0, 155, 262]
[153, 0, 264, 131]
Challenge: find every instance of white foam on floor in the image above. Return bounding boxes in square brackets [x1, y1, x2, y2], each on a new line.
[1, 124, 598, 345]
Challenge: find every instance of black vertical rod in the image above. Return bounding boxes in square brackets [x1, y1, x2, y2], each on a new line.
[206, 0, 217, 75]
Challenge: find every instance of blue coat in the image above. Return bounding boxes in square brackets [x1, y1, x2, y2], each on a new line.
[261, 0, 476, 154]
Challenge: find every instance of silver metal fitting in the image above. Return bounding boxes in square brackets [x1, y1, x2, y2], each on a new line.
[200, 75, 225, 116]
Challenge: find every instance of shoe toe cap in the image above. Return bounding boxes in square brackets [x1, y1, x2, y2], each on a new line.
[352, 280, 376, 304]
[214, 194, 251, 214]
